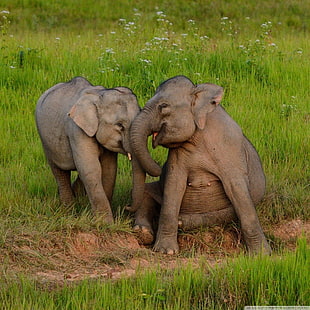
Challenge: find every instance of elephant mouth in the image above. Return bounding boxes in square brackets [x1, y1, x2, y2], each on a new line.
[152, 132, 159, 148]
[108, 140, 126, 155]
[151, 123, 182, 149]
[151, 123, 166, 148]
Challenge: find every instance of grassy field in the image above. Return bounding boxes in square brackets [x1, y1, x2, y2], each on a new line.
[0, 0, 309, 308]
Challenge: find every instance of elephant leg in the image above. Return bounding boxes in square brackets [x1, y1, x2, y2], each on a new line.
[79, 165, 114, 222]
[178, 207, 237, 230]
[223, 177, 271, 255]
[49, 163, 74, 206]
[72, 175, 86, 197]
[133, 182, 162, 245]
[100, 149, 117, 204]
[71, 141, 114, 223]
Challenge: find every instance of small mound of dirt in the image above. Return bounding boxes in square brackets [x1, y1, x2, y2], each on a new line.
[69, 232, 140, 260]
[272, 219, 310, 241]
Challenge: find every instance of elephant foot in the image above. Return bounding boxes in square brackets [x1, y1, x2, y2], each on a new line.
[60, 196, 75, 207]
[153, 237, 179, 255]
[133, 225, 155, 245]
[93, 210, 114, 225]
[246, 237, 272, 256]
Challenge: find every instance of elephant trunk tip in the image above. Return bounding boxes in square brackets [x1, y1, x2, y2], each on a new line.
[141, 162, 162, 178]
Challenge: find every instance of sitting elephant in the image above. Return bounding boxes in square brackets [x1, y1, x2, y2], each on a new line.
[129, 75, 271, 255]
[36, 76, 145, 224]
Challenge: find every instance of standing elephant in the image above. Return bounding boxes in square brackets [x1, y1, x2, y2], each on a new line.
[129, 75, 271, 255]
[36, 76, 145, 224]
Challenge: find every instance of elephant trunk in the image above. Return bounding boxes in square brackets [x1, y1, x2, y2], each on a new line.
[126, 156, 146, 212]
[130, 108, 162, 178]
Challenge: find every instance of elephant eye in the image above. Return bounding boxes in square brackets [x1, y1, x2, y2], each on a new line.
[116, 122, 125, 131]
[158, 102, 169, 112]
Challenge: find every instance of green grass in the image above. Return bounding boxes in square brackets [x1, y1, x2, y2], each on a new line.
[0, 0, 309, 308]
[0, 238, 309, 309]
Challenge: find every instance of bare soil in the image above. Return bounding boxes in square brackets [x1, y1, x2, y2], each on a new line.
[1, 219, 309, 288]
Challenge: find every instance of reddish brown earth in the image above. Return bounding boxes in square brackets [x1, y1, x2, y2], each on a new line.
[1, 219, 309, 287]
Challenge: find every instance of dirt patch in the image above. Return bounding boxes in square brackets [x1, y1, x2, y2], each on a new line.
[1, 219, 309, 287]
[269, 219, 310, 250]
[272, 219, 310, 241]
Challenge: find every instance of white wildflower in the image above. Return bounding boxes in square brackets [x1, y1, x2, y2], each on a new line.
[156, 11, 166, 17]
[105, 48, 114, 54]
[140, 59, 152, 64]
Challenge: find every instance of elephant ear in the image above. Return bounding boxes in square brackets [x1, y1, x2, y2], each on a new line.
[68, 91, 100, 137]
[191, 83, 223, 130]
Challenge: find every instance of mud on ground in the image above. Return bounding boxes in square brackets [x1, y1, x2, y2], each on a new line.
[1, 219, 309, 287]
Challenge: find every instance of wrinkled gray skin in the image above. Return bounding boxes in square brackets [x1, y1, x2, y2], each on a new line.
[36, 77, 144, 223]
[129, 75, 271, 255]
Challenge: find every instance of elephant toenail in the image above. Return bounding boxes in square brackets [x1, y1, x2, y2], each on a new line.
[142, 227, 149, 233]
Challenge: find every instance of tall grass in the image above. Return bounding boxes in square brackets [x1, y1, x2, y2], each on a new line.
[0, 238, 309, 309]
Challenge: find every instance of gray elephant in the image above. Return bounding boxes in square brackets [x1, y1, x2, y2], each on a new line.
[36, 76, 145, 223]
[129, 75, 271, 255]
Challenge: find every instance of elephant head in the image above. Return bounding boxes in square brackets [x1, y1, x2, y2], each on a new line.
[68, 86, 139, 155]
[68, 85, 146, 210]
[130, 75, 223, 179]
